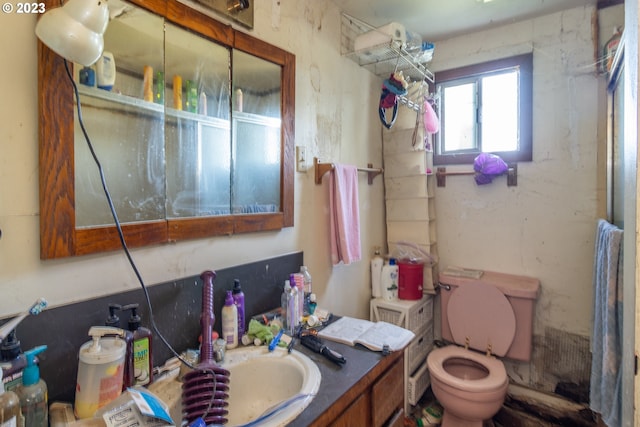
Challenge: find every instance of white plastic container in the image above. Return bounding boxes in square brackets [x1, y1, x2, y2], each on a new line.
[381, 259, 399, 301]
[95, 51, 116, 91]
[370, 248, 384, 298]
[222, 291, 238, 349]
[75, 327, 126, 419]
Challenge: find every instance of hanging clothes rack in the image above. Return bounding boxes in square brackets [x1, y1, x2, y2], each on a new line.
[314, 157, 383, 185]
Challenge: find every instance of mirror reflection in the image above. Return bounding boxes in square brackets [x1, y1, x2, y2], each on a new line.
[73, 0, 283, 226]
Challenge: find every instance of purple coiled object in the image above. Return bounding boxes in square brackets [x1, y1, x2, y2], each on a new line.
[182, 270, 231, 425]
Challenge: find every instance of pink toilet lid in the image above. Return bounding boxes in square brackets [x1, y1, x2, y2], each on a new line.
[447, 281, 516, 356]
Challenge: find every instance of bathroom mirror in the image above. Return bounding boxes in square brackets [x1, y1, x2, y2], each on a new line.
[38, 0, 295, 259]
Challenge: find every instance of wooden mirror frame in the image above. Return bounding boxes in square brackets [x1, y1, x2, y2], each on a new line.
[37, 0, 295, 259]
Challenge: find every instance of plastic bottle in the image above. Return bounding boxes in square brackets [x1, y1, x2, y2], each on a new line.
[308, 293, 317, 315]
[185, 80, 198, 113]
[290, 273, 304, 322]
[198, 91, 207, 115]
[122, 304, 153, 386]
[281, 281, 291, 333]
[104, 304, 134, 390]
[413, 41, 435, 64]
[604, 27, 622, 73]
[173, 75, 183, 110]
[15, 346, 47, 427]
[221, 291, 238, 349]
[154, 71, 164, 105]
[1, 330, 27, 393]
[79, 66, 96, 87]
[75, 327, 126, 419]
[0, 370, 21, 427]
[404, 30, 423, 54]
[370, 248, 384, 298]
[381, 259, 399, 301]
[143, 65, 153, 102]
[300, 266, 312, 315]
[95, 51, 116, 91]
[232, 279, 245, 341]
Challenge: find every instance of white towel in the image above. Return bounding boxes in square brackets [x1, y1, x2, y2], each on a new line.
[329, 164, 361, 265]
[590, 219, 623, 427]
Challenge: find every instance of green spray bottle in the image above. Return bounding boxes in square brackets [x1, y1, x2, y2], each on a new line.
[15, 346, 47, 427]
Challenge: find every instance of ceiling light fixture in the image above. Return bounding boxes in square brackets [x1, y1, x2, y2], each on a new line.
[35, 0, 109, 66]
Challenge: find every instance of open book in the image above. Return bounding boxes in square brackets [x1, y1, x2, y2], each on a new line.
[317, 316, 415, 352]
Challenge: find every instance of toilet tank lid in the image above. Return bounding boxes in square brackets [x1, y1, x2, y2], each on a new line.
[439, 268, 540, 299]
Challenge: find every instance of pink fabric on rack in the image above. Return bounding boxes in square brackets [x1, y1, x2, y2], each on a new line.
[329, 164, 361, 265]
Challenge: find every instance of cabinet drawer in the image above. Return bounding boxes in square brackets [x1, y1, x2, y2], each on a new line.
[371, 357, 404, 427]
[330, 390, 370, 427]
[370, 296, 433, 332]
[407, 325, 433, 374]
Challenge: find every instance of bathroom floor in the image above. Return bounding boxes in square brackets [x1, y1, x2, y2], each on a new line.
[409, 386, 604, 427]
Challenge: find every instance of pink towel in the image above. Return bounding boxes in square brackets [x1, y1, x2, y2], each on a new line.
[329, 164, 361, 265]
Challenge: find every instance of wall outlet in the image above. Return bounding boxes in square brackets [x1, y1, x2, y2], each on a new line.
[296, 146, 307, 172]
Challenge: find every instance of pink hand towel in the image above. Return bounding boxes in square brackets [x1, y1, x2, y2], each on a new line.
[329, 164, 361, 265]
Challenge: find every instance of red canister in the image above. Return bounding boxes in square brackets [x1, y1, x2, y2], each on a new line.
[398, 261, 423, 300]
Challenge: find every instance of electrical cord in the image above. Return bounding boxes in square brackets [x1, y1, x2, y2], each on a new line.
[64, 60, 185, 363]
[66, 59, 229, 424]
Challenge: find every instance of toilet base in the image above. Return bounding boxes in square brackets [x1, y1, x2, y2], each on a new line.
[441, 410, 485, 427]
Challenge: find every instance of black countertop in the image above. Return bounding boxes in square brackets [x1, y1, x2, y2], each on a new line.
[287, 337, 401, 426]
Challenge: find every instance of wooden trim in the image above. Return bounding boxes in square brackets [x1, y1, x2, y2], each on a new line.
[38, 0, 296, 258]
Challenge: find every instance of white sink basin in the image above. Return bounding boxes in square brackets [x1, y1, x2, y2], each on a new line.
[150, 346, 321, 427]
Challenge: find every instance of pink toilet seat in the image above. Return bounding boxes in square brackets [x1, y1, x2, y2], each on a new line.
[427, 345, 507, 393]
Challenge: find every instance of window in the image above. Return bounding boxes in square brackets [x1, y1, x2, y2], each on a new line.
[433, 53, 533, 165]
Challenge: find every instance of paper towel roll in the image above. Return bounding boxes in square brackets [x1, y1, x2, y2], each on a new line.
[354, 22, 406, 52]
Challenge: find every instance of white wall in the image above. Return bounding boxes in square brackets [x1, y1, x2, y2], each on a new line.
[431, 6, 601, 341]
[0, 1, 385, 320]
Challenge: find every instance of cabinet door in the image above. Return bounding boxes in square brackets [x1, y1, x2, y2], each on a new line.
[330, 390, 371, 427]
[371, 357, 404, 427]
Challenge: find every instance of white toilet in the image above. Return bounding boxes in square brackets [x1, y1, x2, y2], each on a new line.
[427, 269, 540, 427]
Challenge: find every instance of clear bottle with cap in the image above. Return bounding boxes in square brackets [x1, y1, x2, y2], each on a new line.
[221, 291, 238, 349]
[14, 346, 47, 427]
[121, 304, 153, 387]
[0, 369, 22, 427]
[300, 266, 312, 315]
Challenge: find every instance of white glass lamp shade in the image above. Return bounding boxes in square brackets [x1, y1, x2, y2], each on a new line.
[35, 0, 109, 66]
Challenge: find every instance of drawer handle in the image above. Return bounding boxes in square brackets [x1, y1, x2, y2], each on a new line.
[418, 308, 423, 314]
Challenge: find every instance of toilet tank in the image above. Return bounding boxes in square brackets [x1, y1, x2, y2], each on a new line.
[438, 269, 540, 362]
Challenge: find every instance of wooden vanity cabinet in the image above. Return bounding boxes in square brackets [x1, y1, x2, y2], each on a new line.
[311, 350, 405, 427]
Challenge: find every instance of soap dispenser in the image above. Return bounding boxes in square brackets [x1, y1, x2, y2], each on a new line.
[15, 345, 47, 427]
[122, 304, 153, 386]
[1, 330, 28, 392]
[105, 303, 134, 390]
[75, 326, 126, 419]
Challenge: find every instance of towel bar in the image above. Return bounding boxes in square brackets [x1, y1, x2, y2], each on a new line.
[314, 157, 383, 185]
[435, 164, 518, 187]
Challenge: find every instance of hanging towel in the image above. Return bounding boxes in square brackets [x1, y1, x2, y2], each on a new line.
[329, 164, 361, 265]
[590, 219, 623, 427]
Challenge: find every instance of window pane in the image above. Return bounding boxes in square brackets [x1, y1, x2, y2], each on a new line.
[443, 83, 477, 152]
[482, 71, 518, 152]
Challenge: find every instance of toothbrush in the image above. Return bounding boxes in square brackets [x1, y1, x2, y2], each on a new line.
[268, 329, 284, 352]
[0, 298, 48, 342]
